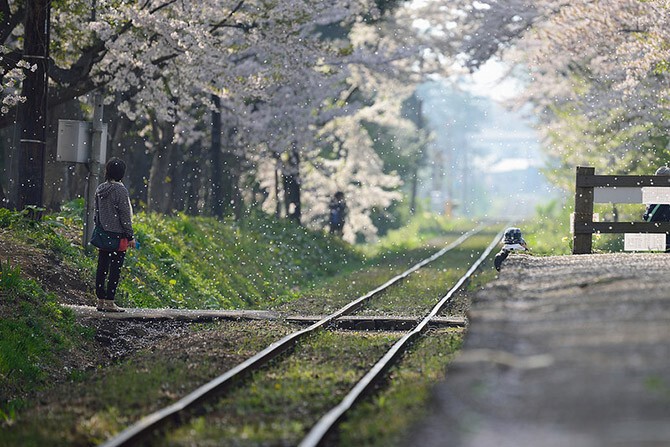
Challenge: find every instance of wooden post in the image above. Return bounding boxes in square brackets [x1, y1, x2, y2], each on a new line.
[573, 166, 595, 254]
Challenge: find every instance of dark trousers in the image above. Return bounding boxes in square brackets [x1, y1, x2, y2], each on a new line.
[96, 250, 126, 300]
[330, 223, 344, 236]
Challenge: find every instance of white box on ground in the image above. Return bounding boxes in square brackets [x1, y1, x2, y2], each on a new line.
[624, 233, 666, 251]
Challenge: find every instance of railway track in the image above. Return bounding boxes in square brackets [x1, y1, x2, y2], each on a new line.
[101, 226, 502, 447]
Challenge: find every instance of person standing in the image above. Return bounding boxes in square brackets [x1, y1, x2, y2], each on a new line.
[94, 157, 134, 312]
[644, 165, 670, 252]
[328, 191, 347, 237]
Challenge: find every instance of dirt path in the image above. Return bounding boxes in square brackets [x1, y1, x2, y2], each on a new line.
[0, 230, 93, 305]
[409, 253, 670, 447]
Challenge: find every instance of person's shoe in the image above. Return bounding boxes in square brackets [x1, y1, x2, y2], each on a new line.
[494, 250, 509, 272]
[97, 299, 125, 312]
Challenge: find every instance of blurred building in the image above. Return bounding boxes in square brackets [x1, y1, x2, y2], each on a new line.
[416, 79, 557, 220]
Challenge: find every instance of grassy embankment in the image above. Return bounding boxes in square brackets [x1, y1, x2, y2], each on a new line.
[0, 204, 478, 430]
[0, 203, 351, 426]
[0, 258, 92, 425]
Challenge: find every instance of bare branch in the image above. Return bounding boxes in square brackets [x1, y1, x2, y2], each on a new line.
[0, 2, 24, 44]
[150, 0, 178, 15]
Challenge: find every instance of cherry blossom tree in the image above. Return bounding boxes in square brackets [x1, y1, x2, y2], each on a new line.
[4, 0, 454, 239]
[414, 1, 670, 190]
[506, 1, 670, 186]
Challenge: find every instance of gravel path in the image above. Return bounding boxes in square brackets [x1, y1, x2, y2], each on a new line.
[409, 253, 670, 447]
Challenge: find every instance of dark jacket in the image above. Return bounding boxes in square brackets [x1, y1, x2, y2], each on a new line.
[644, 203, 670, 222]
[329, 198, 347, 227]
[95, 181, 134, 239]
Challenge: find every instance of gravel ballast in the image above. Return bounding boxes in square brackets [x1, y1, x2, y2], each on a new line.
[409, 253, 670, 447]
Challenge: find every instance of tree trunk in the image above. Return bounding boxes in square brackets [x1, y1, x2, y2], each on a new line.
[183, 149, 202, 215]
[409, 163, 418, 215]
[108, 113, 131, 191]
[168, 145, 185, 213]
[210, 95, 224, 218]
[221, 118, 242, 220]
[282, 142, 301, 224]
[274, 153, 281, 218]
[107, 112, 152, 206]
[146, 122, 175, 214]
[16, 0, 50, 213]
[167, 139, 201, 215]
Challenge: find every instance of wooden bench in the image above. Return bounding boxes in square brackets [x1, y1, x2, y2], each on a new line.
[572, 166, 670, 254]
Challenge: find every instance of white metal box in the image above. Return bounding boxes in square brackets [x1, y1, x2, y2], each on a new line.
[56, 119, 107, 163]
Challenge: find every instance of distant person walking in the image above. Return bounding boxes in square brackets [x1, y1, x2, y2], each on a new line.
[644, 165, 670, 252]
[328, 191, 348, 237]
[93, 158, 134, 312]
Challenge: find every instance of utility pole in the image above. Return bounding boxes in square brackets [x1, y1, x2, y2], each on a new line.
[83, 93, 104, 249]
[16, 0, 51, 214]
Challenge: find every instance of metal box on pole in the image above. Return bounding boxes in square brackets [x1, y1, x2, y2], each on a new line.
[56, 119, 107, 164]
[55, 94, 108, 249]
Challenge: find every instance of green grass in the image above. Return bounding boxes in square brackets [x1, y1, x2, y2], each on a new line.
[273, 236, 458, 316]
[275, 222, 497, 317]
[360, 213, 478, 257]
[0, 260, 93, 425]
[166, 330, 399, 446]
[0, 204, 491, 313]
[360, 233, 498, 317]
[0, 320, 295, 447]
[0, 207, 498, 446]
[338, 328, 464, 446]
[0, 203, 362, 310]
[516, 199, 631, 256]
[119, 211, 361, 309]
[0, 204, 362, 440]
[0, 206, 85, 261]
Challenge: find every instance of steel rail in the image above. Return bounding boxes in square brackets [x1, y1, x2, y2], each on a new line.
[299, 228, 504, 447]
[100, 227, 483, 447]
